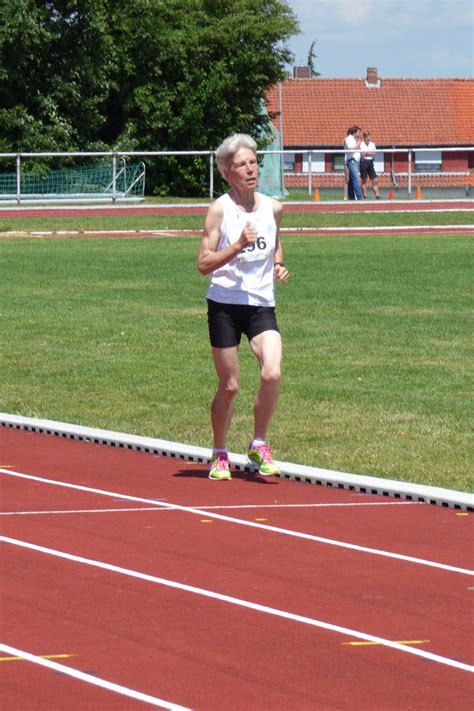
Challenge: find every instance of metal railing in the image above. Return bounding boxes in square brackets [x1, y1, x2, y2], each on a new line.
[270, 146, 474, 198]
[0, 146, 472, 204]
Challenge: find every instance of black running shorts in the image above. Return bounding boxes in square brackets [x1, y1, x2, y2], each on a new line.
[207, 299, 279, 348]
[360, 159, 377, 181]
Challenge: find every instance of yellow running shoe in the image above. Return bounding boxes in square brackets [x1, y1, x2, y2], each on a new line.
[208, 453, 231, 481]
[247, 443, 280, 476]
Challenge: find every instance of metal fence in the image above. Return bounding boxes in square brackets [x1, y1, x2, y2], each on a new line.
[271, 146, 474, 199]
[0, 146, 472, 204]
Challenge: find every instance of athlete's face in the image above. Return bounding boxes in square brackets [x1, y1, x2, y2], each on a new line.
[226, 148, 258, 190]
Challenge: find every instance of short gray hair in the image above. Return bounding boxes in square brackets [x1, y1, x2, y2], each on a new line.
[215, 133, 257, 177]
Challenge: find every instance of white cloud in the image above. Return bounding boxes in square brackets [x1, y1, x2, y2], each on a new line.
[319, 0, 382, 26]
[290, 0, 473, 30]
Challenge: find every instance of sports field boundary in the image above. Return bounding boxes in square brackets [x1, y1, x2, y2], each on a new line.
[2, 225, 473, 239]
[2, 413, 472, 512]
[0, 197, 473, 219]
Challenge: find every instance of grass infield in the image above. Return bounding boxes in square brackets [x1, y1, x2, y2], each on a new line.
[0, 219, 472, 492]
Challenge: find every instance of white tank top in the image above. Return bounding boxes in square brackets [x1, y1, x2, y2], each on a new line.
[206, 192, 277, 306]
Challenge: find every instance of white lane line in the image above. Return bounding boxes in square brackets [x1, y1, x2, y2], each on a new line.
[2, 414, 471, 510]
[0, 501, 420, 516]
[2, 536, 473, 674]
[1, 469, 472, 576]
[192, 501, 421, 510]
[0, 507, 170, 516]
[0, 642, 191, 710]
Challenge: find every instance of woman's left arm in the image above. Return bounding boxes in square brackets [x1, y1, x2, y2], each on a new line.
[272, 200, 289, 283]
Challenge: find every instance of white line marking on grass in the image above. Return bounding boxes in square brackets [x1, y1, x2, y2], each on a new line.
[0, 500, 420, 517]
[5, 224, 474, 239]
[1, 537, 473, 674]
[1, 469, 472, 576]
[280, 225, 474, 233]
[0, 642, 191, 710]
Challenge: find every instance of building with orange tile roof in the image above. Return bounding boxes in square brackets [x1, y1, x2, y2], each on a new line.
[265, 68, 474, 194]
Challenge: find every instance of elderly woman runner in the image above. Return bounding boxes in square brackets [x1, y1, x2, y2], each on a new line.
[198, 133, 289, 480]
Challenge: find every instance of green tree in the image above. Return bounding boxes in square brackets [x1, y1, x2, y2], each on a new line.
[0, 0, 115, 151]
[0, 0, 299, 194]
[307, 40, 321, 78]
[106, 0, 299, 194]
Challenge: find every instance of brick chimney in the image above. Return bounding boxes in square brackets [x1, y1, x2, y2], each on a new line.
[366, 67, 381, 88]
[293, 65, 312, 79]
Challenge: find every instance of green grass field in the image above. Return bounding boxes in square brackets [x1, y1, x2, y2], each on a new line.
[1, 212, 472, 492]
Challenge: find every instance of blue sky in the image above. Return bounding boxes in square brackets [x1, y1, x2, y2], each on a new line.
[285, 0, 474, 78]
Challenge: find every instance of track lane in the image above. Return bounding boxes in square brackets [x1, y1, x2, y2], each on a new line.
[1, 427, 473, 709]
[0, 198, 473, 220]
[1, 543, 472, 711]
[2, 496, 472, 668]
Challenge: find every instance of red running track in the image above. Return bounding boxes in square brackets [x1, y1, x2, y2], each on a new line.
[1, 427, 473, 710]
[0, 199, 473, 219]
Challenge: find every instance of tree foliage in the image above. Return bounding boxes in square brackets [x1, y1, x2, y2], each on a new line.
[0, 0, 114, 151]
[307, 40, 321, 78]
[0, 0, 299, 193]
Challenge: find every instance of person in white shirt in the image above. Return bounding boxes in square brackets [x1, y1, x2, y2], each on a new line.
[343, 128, 350, 200]
[198, 133, 289, 481]
[344, 125, 363, 200]
[360, 131, 380, 199]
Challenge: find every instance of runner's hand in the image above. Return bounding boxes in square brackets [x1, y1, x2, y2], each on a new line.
[238, 222, 258, 249]
[274, 264, 289, 283]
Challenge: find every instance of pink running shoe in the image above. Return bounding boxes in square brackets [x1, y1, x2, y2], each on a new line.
[209, 453, 231, 481]
[247, 443, 280, 476]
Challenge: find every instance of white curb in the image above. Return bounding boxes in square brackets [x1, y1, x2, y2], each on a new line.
[1, 413, 472, 512]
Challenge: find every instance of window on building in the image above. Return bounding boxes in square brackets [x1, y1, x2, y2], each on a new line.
[282, 152, 325, 173]
[283, 153, 295, 172]
[415, 150, 442, 172]
[373, 154, 385, 173]
[302, 152, 325, 174]
[333, 154, 345, 172]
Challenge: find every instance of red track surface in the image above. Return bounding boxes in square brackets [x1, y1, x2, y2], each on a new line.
[0, 199, 473, 219]
[2, 200, 473, 238]
[1, 427, 473, 710]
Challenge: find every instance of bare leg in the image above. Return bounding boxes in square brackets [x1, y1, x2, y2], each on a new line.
[210, 346, 240, 449]
[249, 330, 282, 442]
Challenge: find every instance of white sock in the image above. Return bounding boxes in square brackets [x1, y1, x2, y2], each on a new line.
[250, 439, 265, 449]
[212, 448, 228, 457]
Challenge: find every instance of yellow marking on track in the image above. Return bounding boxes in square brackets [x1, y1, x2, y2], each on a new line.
[0, 653, 75, 662]
[456, 513, 469, 516]
[342, 640, 429, 647]
[255, 518, 268, 522]
[200, 519, 213, 523]
[0, 465, 14, 468]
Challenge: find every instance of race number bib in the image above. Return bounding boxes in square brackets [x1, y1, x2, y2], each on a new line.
[235, 236, 272, 263]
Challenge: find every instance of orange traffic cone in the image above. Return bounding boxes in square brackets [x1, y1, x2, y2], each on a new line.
[416, 185, 423, 200]
[388, 187, 395, 200]
[313, 188, 320, 201]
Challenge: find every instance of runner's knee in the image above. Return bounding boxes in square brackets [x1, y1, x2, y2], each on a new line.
[261, 365, 281, 385]
[219, 376, 240, 399]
